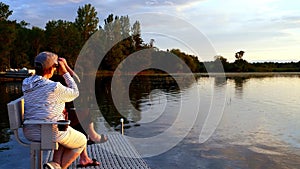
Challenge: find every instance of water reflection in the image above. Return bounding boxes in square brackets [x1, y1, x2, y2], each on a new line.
[1, 73, 300, 168]
[214, 76, 227, 87]
[142, 74, 300, 168]
[0, 81, 23, 143]
[95, 73, 195, 132]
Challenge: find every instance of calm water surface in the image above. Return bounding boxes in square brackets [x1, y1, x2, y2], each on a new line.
[0, 73, 300, 169]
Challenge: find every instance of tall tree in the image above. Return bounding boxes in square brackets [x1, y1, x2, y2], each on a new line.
[235, 50, 245, 60]
[0, 2, 14, 70]
[101, 14, 142, 71]
[10, 23, 31, 68]
[131, 21, 143, 50]
[0, 20, 16, 70]
[29, 27, 45, 58]
[45, 20, 81, 67]
[233, 51, 250, 72]
[45, 20, 63, 53]
[101, 14, 122, 70]
[214, 55, 230, 72]
[112, 16, 121, 42]
[0, 2, 12, 21]
[75, 3, 99, 43]
[170, 49, 200, 72]
[104, 14, 117, 44]
[120, 16, 130, 39]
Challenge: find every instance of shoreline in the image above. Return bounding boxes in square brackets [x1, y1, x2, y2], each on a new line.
[1, 71, 300, 82]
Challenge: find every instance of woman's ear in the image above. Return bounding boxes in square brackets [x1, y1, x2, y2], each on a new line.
[45, 67, 54, 74]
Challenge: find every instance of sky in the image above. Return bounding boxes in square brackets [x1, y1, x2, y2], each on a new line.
[3, 0, 300, 62]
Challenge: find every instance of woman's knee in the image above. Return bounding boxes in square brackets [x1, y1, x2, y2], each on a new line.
[59, 127, 87, 149]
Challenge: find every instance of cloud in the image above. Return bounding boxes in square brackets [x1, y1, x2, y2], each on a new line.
[2, 0, 299, 61]
[43, 0, 84, 5]
[3, 0, 87, 27]
[143, 0, 204, 6]
[4, 0, 207, 27]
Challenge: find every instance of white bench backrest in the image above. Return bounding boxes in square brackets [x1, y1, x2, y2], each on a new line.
[7, 97, 24, 130]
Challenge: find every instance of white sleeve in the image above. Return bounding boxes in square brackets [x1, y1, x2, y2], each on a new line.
[55, 72, 79, 102]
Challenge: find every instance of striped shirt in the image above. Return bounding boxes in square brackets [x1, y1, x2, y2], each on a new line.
[22, 72, 79, 141]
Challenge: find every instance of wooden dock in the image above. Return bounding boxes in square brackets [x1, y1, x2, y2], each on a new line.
[45, 132, 151, 169]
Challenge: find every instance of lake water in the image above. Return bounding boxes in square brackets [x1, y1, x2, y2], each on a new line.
[0, 73, 300, 169]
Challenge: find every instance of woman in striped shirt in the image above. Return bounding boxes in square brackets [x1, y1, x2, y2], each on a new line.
[22, 52, 99, 169]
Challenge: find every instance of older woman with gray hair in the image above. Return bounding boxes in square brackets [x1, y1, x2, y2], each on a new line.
[22, 51, 99, 169]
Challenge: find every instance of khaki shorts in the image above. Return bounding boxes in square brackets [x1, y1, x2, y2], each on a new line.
[58, 126, 87, 153]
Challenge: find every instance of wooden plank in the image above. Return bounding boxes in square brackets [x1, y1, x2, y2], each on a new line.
[45, 132, 151, 169]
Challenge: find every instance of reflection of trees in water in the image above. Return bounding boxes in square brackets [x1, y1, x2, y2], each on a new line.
[226, 73, 300, 98]
[0, 81, 23, 143]
[226, 73, 291, 97]
[214, 76, 227, 87]
[233, 77, 248, 91]
[95, 73, 194, 128]
[2, 82, 22, 95]
[129, 74, 180, 110]
[226, 76, 249, 98]
[226, 74, 282, 98]
[95, 76, 118, 126]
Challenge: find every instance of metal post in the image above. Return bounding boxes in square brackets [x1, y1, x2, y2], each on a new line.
[120, 118, 124, 135]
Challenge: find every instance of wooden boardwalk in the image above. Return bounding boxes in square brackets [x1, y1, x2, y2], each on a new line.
[45, 132, 151, 169]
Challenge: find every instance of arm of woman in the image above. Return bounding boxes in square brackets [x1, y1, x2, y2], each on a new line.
[55, 58, 80, 102]
[55, 73, 79, 102]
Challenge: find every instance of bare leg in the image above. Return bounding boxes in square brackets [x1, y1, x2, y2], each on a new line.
[88, 122, 108, 143]
[79, 148, 91, 164]
[60, 148, 82, 169]
[88, 122, 98, 139]
[52, 146, 64, 166]
[78, 148, 100, 165]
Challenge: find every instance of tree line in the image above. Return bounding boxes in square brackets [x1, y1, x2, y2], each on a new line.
[209, 52, 300, 72]
[0, 2, 299, 73]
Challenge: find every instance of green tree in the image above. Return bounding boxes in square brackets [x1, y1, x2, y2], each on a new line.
[103, 14, 120, 45]
[235, 50, 245, 60]
[120, 16, 130, 39]
[0, 2, 12, 21]
[214, 55, 227, 64]
[20, 20, 29, 27]
[170, 49, 200, 72]
[214, 55, 230, 71]
[233, 59, 251, 72]
[0, 20, 16, 70]
[233, 51, 251, 72]
[29, 27, 45, 58]
[131, 21, 143, 50]
[100, 14, 149, 72]
[0, 2, 14, 70]
[45, 20, 81, 67]
[101, 14, 127, 71]
[10, 22, 31, 68]
[75, 3, 99, 43]
[112, 16, 122, 43]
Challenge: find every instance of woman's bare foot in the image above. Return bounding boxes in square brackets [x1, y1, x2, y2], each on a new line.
[78, 158, 100, 167]
[88, 122, 108, 143]
[90, 134, 108, 143]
